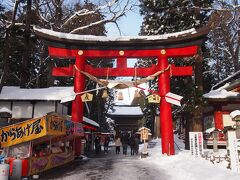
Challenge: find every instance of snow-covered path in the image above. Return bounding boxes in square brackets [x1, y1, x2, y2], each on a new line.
[41, 147, 169, 180]
[38, 138, 240, 180]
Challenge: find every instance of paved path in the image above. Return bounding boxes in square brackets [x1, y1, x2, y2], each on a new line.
[38, 146, 169, 180]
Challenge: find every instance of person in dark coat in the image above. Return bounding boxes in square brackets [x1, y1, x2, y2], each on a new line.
[129, 134, 135, 155]
[134, 134, 140, 155]
[121, 133, 129, 155]
[104, 135, 110, 154]
[94, 136, 101, 154]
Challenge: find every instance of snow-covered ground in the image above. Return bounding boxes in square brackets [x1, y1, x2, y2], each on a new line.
[43, 135, 240, 180]
[140, 136, 240, 180]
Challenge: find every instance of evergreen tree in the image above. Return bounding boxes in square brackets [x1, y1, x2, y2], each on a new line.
[139, 0, 214, 148]
[139, 0, 212, 34]
[208, 1, 240, 82]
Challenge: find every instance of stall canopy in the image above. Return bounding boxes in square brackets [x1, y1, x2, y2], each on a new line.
[83, 116, 99, 131]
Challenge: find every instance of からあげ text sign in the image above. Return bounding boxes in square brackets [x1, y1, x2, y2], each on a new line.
[0, 117, 47, 147]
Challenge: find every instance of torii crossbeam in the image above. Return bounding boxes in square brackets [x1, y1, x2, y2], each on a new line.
[34, 25, 210, 156]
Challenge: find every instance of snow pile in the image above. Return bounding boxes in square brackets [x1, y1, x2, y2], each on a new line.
[203, 83, 240, 99]
[0, 107, 12, 114]
[230, 110, 240, 119]
[140, 138, 240, 180]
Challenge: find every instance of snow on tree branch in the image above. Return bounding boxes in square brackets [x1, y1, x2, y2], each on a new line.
[69, 0, 134, 34]
[61, 0, 117, 29]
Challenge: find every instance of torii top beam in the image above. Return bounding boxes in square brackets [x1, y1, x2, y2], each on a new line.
[33, 26, 210, 77]
[33, 26, 209, 52]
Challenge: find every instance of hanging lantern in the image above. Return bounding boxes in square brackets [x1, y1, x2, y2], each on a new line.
[148, 94, 161, 103]
[81, 93, 93, 102]
[134, 90, 141, 98]
[102, 89, 109, 98]
[117, 91, 124, 100]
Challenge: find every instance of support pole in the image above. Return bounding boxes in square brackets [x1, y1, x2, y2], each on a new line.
[72, 54, 85, 156]
[158, 53, 175, 155]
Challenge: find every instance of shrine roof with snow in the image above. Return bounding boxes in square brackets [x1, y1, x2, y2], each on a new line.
[203, 70, 240, 101]
[108, 105, 143, 118]
[33, 25, 210, 50]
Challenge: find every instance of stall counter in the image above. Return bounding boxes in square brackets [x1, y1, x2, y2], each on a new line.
[29, 151, 75, 175]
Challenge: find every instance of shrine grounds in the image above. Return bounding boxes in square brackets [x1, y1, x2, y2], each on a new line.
[38, 137, 240, 180]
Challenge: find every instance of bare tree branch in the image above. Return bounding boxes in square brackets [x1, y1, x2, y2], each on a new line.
[61, 0, 118, 29]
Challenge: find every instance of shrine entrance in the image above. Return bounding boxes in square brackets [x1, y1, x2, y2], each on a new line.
[34, 26, 209, 156]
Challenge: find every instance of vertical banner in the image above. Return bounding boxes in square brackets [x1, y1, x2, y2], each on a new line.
[227, 131, 240, 173]
[189, 132, 203, 157]
[47, 115, 66, 136]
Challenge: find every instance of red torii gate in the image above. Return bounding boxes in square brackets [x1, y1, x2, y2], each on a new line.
[34, 26, 209, 156]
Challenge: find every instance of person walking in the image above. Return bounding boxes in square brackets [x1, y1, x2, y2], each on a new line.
[129, 134, 135, 156]
[134, 134, 140, 155]
[115, 136, 121, 154]
[121, 133, 129, 155]
[104, 135, 110, 154]
[94, 136, 101, 154]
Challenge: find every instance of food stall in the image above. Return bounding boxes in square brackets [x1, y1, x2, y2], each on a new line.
[0, 113, 84, 177]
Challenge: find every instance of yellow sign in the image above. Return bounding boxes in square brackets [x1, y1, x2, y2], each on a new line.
[46, 115, 66, 136]
[148, 94, 161, 103]
[81, 93, 93, 102]
[0, 117, 47, 147]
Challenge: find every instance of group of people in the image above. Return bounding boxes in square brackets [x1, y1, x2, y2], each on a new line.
[94, 132, 140, 156]
[115, 133, 140, 155]
[94, 135, 110, 154]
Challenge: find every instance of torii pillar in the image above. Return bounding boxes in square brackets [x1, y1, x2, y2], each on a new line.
[72, 53, 85, 156]
[158, 50, 174, 155]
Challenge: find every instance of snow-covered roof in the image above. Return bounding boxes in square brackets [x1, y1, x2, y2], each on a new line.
[212, 70, 240, 90]
[83, 116, 99, 127]
[33, 25, 210, 50]
[203, 89, 240, 99]
[0, 86, 74, 101]
[108, 106, 143, 117]
[138, 127, 151, 132]
[34, 26, 197, 41]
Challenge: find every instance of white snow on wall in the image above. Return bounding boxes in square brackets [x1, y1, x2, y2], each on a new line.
[34, 26, 197, 41]
[34, 101, 55, 118]
[0, 86, 74, 100]
[12, 101, 33, 119]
